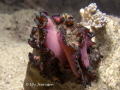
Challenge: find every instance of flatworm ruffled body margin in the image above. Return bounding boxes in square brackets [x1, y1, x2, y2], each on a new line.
[28, 10, 103, 87]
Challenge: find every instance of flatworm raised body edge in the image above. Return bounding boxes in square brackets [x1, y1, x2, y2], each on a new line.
[28, 10, 103, 87]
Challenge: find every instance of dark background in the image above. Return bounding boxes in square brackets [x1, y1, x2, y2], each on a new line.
[1, 0, 120, 16]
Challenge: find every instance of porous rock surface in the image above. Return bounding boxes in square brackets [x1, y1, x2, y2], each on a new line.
[0, 9, 36, 90]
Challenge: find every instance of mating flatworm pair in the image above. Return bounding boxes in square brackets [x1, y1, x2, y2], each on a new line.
[28, 10, 103, 87]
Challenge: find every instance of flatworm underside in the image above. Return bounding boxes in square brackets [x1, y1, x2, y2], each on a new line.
[28, 10, 103, 87]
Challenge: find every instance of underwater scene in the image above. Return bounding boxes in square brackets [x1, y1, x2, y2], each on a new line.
[0, 0, 120, 90]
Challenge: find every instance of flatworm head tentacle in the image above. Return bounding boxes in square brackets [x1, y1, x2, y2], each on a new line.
[52, 14, 63, 25]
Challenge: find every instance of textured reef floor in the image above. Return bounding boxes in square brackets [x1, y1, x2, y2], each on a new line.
[0, 2, 120, 90]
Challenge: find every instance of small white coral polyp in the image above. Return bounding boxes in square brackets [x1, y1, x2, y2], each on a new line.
[80, 3, 107, 30]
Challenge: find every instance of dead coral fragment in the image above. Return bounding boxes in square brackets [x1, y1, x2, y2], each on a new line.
[80, 3, 107, 29]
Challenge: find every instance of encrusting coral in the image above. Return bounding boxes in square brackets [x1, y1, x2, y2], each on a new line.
[79, 3, 107, 30]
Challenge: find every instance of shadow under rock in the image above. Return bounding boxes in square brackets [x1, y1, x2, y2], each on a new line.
[90, 27, 112, 83]
[90, 27, 112, 69]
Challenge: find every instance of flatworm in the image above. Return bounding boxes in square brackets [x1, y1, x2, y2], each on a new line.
[28, 10, 103, 87]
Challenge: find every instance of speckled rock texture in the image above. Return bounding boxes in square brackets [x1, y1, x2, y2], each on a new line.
[0, 3, 120, 90]
[84, 15, 120, 90]
[0, 9, 36, 90]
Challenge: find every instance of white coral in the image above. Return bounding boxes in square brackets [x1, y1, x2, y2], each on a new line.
[79, 3, 107, 30]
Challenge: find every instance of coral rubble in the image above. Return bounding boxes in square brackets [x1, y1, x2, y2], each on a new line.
[80, 3, 107, 30]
